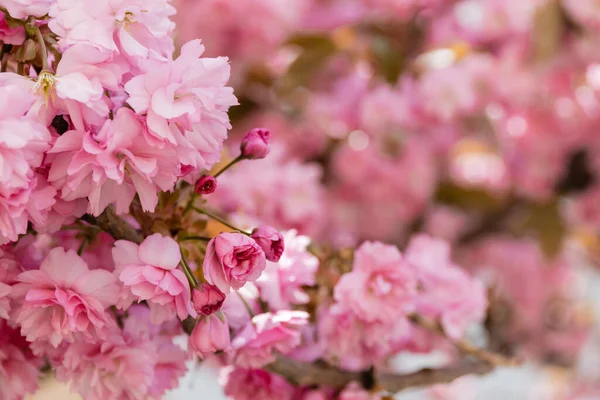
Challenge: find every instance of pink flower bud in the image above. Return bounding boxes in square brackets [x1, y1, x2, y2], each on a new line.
[240, 128, 270, 159]
[192, 283, 226, 315]
[251, 226, 285, 262]
[188, 312, 230, 359]
[195, 175, 217, 194]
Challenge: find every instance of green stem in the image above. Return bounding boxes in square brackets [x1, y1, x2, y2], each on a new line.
[236, 291, 255, 317]
[193, 206, 250, 235]
[182, 192, 197, 216]
[214, 155, 243, 178]
[77, 238, 88, 256]
[180, 236, 212, 242]
[179, 248, 198, 289]
[25, 16, 49, 71]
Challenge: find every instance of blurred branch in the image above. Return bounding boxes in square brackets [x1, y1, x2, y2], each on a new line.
[267, 355, 494, 392]
[409, 314, 519, 367]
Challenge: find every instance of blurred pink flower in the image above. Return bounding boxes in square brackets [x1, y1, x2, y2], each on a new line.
[189, 312, 230, 358]
[11, 247, 119, 347]
[204, 232, 266, 294]
[0, 321, 42, 400]
[251, 225, 285, 262]
[255, 230, 318, 310]
[0, 0, 52, 19]
[112, 233, 196, 324]
[231, 310, 309, 368]
[406, 235, 487, 340]
[0, 249, 22, 319]
[318, 303, 410, 371]
[221, 282, 261, 331]
[57, 329, 157, 400]
[334, 241, 417, 323]
[339, 382, 381, 400]
[221, 367, 295, 400]
[210, 145, 326, 237]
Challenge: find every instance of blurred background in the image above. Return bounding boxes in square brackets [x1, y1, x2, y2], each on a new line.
[29, 0, 600, 398]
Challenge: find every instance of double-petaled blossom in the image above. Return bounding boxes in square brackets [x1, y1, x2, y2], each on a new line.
[0, 321, 43, 400]
[10, 247, 119, 347]
[318, 303, 411, 371]
[49, 0, 176, 66]
[0, 249, 22, 319]
[255, 230, 318, 310]
[405, 235, 487, 340]
[112, 233, 196, 324]
[123, 305, 188, 397]
[334, 241, 417, 323]
[0, 0, 53, 19]
[221, 367, 295, 400]
[48, 108, 181, 215]
[203, 232, 267, 293]
[231, 310, 309, 368]
[189, 312, 230, 358]
[125, 39, 238, 176]
[0, 73, 54, 244]
[56, 327, 158, 400]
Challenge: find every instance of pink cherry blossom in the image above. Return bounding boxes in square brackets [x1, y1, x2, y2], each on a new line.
[189, 312, 230, 359]
[318, 303, 411, 371]
[0, 73, 53, 244]
[124, 39, 237, 174]
[406, 235, 487, 340]
[10, 247, 119, 347]
[56, 329, 158, 400]
[334, 241, 417, 323]
[0, 0, 53, 19]
[48, 107, 181, 215]
[221, 282, 261, 331]
[112, 233, 196, 324]
[0, 249, 22, 319]
[255, 230, 318, 310]
[203, 232, 267, 294]
[221, 367, 295, 400]
[231, 310, 309, 368]
[49, 0, 175, 65]
[123, 305, 188, 397]
[0, 321, 42, 400]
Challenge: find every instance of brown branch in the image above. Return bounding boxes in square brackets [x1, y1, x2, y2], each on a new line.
[267, 355, 494, 392]
[81, 205, 143, 244]
[409, 314, 519, 367]
[375, 360, 494, 392]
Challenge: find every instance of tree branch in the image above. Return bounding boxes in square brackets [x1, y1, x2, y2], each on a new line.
[267, 355, 494, 392]
[81, 205, 143, 244]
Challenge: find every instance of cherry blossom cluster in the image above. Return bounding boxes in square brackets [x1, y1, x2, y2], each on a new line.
[3, 0, 600, 399]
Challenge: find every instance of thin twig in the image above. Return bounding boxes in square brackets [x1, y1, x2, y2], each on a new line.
[409, 314, 518, 367]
